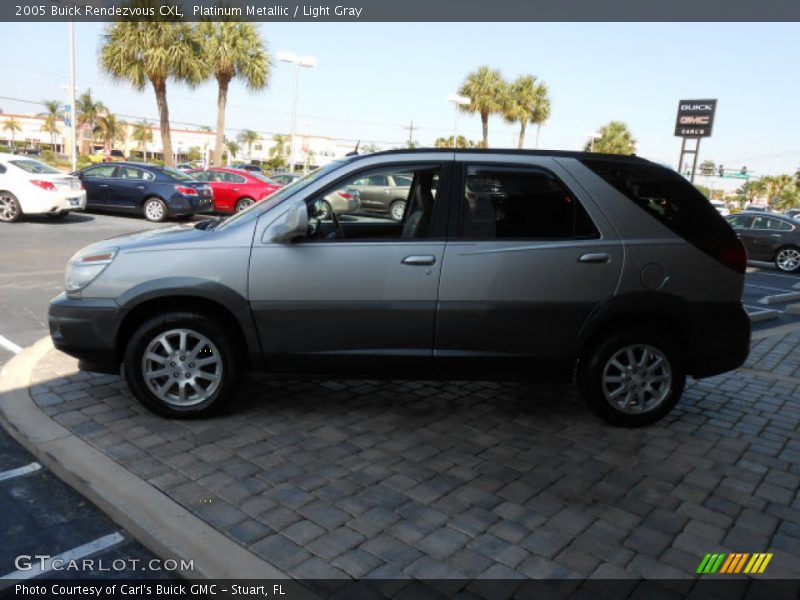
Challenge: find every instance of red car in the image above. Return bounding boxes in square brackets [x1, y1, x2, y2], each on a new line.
[188, 167, 282, 213]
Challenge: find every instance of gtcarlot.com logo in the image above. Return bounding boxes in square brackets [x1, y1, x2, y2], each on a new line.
[696, 552, 773, 574]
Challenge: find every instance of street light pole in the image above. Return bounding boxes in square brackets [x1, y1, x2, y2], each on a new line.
[68, 22, 77, 172]
[447, 93, 470, 148]
[278, 51, 316, 173]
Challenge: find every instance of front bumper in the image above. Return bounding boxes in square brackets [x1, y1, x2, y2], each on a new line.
[48, 293, 121, 373]
[685, 301, 751, 378]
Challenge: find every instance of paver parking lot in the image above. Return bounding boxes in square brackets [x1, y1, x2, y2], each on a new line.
[23, 329, 800, 587]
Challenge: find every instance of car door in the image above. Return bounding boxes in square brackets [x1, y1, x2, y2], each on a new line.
[248, 159, 452, 374]
[726, 214, 757, 257]
[435, 158, 623, 377]
[748, 216, 788, 260]
[79, 164, 116, 207]
[110, 165, 154, 210]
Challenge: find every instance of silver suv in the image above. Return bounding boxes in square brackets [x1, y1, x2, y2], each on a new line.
[49, 150, 750, 426]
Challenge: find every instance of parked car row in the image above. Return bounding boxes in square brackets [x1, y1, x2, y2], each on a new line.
[0, 157, 291, 223]
[726, 211, 800, 273]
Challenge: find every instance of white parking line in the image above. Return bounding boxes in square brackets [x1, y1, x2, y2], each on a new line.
[745, 304, 784, 314]
[747, 270, 800, 282]
[745, 283, 794, 292]
[0, 462, 41, 482]
[0, 532, 124, 581]
[0, 335, 22, 355]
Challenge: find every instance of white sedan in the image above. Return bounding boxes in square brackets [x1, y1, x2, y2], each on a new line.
[0, 153, 86, 222]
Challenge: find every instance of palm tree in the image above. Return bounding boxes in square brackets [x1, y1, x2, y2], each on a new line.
[699, 160, 716, 176]
[237, 129, 259, 160]
[132, 120, 154, 160]
[224, 138, 239, 164]
[585, 121, 637, 154]
[75, 90, 107, 154]
[502, 75, 550, 149]
[434, 135, 481, 148]
[93, 113, 126, 156]
[268, 133, 290, 167]
[3, 118, 22, 147]
[458, 66, 506, 148]
[197, 21, 271, 166]
[100, 13, 207, 167]
[39, 100, 62, 151]
[199, 125, 213, 133]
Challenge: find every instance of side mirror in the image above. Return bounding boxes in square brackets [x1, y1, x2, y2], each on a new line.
[266, 199, 308, 243]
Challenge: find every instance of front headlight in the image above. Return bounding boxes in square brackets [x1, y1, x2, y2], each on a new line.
[65, 248, 118, 293]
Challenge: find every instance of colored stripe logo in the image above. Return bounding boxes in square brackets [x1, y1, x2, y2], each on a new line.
[696, 553, 773, 574]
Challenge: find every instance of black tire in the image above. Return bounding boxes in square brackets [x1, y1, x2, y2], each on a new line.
[389, 199, 406, 222]
[123, 311, 241, 418]
[143, 197, 168, 222]
[0, 191, 22, 223]
[774, 246, 800, 273]
[577, 328, 685, 427]
[235, 197, 255, 212]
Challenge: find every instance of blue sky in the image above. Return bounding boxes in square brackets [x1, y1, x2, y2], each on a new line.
[1, 22, 798, 175]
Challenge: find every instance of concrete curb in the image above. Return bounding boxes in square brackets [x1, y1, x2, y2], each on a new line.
[0, 337, 288, 581]
[786, 303, 800, 315]
[747, 308, 780, 323]
[758, 291, 800, 305]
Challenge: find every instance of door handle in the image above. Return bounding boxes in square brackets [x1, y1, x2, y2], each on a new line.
[771, 234, 782, 238]
[99, 184, 109, 188]
[402, 255, 436, 266]
[136, 185, 146, 190]
[232, 187, 239, 191]
[578, 253, 610, 263]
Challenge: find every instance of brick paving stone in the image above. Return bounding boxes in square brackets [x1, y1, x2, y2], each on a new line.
[29, 335, 800, 578]
[282, 520, 326, 545]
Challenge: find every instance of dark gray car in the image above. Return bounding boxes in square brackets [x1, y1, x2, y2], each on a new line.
[49, 149, 750, 426]
[726, 211, 800, 273]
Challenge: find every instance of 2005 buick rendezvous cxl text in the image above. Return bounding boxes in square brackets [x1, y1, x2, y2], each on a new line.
[49, 149, 751, 426]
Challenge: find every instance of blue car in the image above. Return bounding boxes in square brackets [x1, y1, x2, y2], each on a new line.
[76, 162, 214, 222]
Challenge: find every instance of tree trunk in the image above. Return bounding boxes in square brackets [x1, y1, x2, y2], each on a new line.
[152, 78, 174, 167]
[518, 120, 527, 149]
[213, 75, 230, 167]
[481, 111, 489, 148]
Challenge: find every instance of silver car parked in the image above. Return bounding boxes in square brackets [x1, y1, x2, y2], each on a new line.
[49, 149, 750, 426]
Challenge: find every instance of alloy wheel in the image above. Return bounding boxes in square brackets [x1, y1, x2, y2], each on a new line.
[391, 201, 406, 221]
[236, 198, 254, 212]
[0, 194, 18, 222]
[141, 328, 222, 407]
[601, 344, 672, 414]
[776, 248, 800, 272]
[145, 200, 164, 221]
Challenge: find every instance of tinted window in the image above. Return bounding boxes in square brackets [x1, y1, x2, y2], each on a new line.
[224, 172, 247, 183]
[191, 171, 211, 182]
[161, 167, 193, 181]
[393, 175, 413, 187]
[82, 165, 116, 179]
[116, 166, 153, 181]
[726, 215, 751, 229]
[461, 166, 598, 240]
[753, 216, 793, 231]
[582, 158, 737, 257]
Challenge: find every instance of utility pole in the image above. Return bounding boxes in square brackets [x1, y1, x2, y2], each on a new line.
[404, 121, 416, 148]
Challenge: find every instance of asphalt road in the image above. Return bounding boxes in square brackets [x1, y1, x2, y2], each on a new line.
[1, 210, 799, 581]
[0, 211, 184, 581]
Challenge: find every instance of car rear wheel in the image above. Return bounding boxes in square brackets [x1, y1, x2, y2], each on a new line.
[317, 200, 332, 220]
[578, 328, 685, 426]
[0, 191, 22, 223]
[143, 197, 167, 222]
[235, 197, 255, 212]
[389, 199, 406, 222]
[774, 246, 800, 273]
[123, 311, 241, 417]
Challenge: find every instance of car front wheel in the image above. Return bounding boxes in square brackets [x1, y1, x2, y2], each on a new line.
[123, 312, 241, 417]
[235, 197, 255, 212]
[774, 246, 800, 273]
[578, 329, 685, 426]
[389, 200, 406, 222]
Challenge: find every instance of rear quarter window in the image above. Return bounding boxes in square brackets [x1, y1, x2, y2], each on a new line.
[581, 158, 737, 253]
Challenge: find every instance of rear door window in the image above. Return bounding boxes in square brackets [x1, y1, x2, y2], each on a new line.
[459, 165, 598, 240]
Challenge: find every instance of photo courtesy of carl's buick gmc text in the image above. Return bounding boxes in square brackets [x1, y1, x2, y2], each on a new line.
[0, 1, 799, 599]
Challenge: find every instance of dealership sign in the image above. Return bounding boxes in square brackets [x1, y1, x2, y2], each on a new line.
[674, 99, 717, 137]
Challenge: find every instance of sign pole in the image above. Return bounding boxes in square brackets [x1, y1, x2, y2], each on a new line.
[690, 138, 701, 183]
[677, 137, 687, 178]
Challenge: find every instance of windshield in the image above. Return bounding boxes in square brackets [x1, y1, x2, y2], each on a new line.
[215, 161, 346, 230]
[162, 167, 195, 181]
[10, 159, 61, 175]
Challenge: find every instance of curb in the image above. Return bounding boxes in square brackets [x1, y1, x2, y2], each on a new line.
[758, 291, 800, 305]
[0, 337, 288, 581]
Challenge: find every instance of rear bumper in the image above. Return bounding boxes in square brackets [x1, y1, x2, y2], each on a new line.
[48, 293, 121, 373]
[685, 302, 751, 378]
[166, 196, 214, 216]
